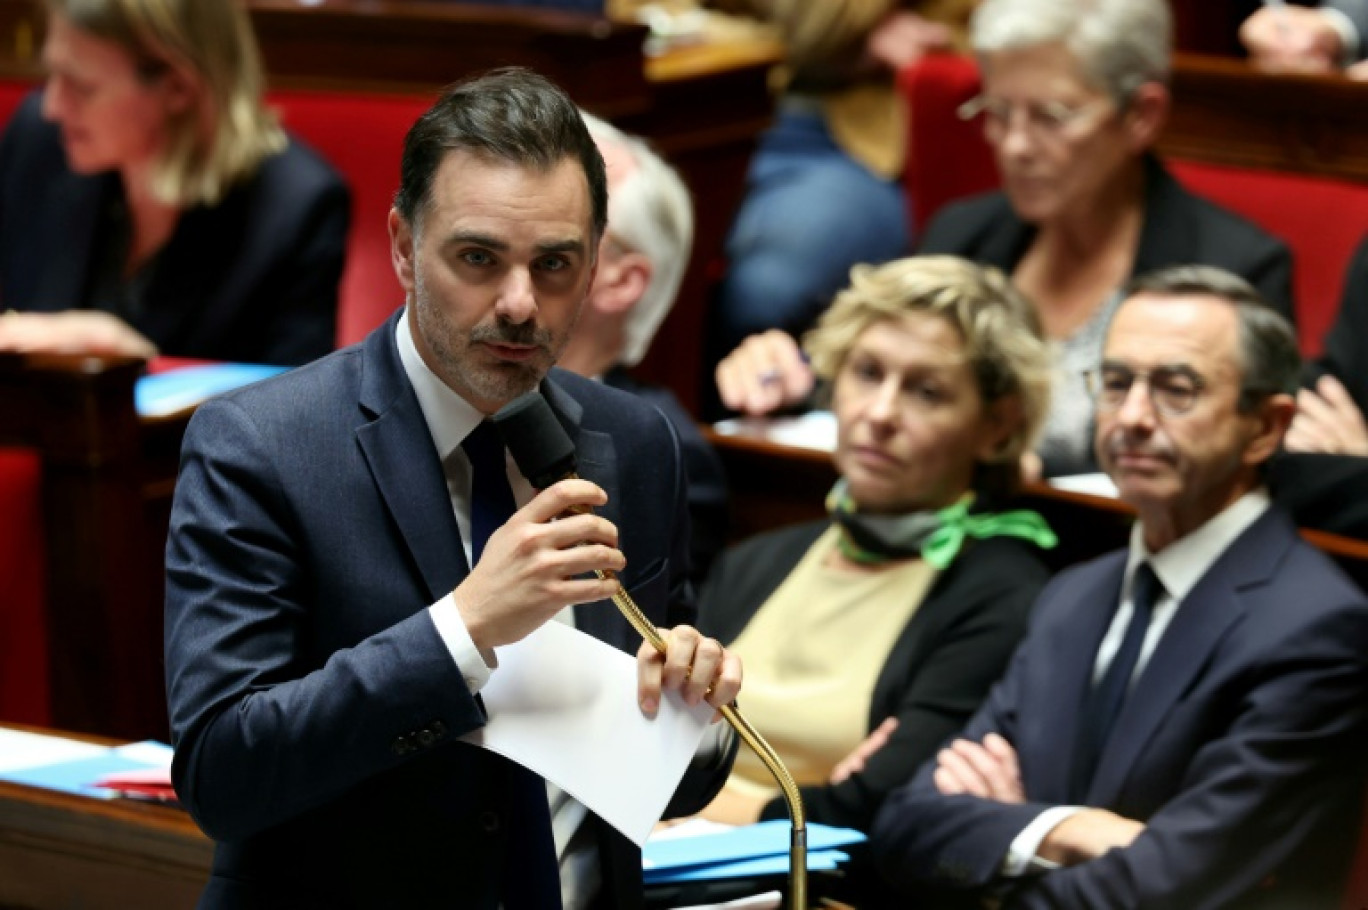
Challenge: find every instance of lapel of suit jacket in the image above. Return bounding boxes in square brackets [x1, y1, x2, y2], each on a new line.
[1028, 554, 1128, 803]
[1086, 508, 1294, 804]
[354, 313, 468, 603]
[541, 373, 630, 651]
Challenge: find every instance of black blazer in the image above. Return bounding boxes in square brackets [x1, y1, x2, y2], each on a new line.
[0, 92, 348, 366]
[165, 312, 729, 908]
[698, 522, 1051, 833]
[919, 155, 1295, 327]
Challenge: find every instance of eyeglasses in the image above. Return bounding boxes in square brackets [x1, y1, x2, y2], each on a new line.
[957, 94, 1112, 143]
[1083, 364, 1207, 417]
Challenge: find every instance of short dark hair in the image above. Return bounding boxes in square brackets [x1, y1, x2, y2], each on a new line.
[394, 67, 607, 237]
[1119, 265, 1301, 412]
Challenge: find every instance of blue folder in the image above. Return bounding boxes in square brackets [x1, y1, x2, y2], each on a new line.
[3, 749, 169, 799]
[642, 820, 866, 883]
[135, 363, 288, 417]
[644, 848, 849, 884]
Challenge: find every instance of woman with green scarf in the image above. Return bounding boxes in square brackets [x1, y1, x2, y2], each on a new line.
[696, 255, 1056, 835]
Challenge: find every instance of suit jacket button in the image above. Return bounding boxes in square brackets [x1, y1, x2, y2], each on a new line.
[481, 811, 500, 832]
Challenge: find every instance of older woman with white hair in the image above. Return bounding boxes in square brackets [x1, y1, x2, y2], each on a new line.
[717, 0, 1292, 478]
[0, 0, 347, 365]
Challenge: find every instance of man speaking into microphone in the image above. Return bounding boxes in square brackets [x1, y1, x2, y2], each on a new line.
[164, 68, 742, 909]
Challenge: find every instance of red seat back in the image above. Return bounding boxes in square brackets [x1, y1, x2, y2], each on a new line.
[1168, 160, 1368, 358]
[268, 89, 438, 347]
[0, 76, 35, 128]
[898, 53, 996, 234]
[0, 448, 49, 725]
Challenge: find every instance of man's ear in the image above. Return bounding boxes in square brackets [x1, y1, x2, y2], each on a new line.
[389, 207, 416, 296]
[1124, 82, 1169, 153]
[1244, 392, 1297, 465]
[594, 251, 651, 316]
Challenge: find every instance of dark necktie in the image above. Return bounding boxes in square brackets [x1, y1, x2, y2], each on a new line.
[462, 420, 563, 910]
[1071, 562, 1163, 802]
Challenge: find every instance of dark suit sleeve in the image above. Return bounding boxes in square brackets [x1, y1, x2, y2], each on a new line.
[763, 543, 1045, 832]
[252, 144, 350, 366]
[653, 410, 740, 818]
[870, 616, 1064, 892]
[875, 572, 1368, 909]
[165, 396, 486, 843]
[1004, 598, 1368, 909]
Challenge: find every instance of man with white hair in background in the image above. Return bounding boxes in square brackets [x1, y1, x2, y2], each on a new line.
[560, 114, 728, 584]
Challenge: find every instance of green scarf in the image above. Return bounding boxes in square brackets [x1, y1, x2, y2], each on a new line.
[826, 480, 1058, 569]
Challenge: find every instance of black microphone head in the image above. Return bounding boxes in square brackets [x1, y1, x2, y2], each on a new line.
[492, 391, 577, 488]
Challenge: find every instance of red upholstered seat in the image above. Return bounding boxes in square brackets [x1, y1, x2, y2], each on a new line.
[897, 53, 995, 236]
[0, 448, 49, 725]
[0, 76, 32, 129]
[268, 89, 438, 347]
[1168, 160, 1368, 358]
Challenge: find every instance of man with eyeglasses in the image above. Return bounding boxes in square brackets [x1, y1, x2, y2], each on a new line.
[870, 264, 1368, 908]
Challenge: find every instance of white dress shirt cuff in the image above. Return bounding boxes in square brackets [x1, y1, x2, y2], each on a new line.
[1000, 805, 1083, 877]
[428, 593, 496, 693]
[1322, 7, 1361, 66]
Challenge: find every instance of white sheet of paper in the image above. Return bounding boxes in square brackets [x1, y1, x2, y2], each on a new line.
[1048, 472, 1120, 499]
[712, 411, 837, 452]
[460, 619, 715, 847]
[0, 728, 108, 773]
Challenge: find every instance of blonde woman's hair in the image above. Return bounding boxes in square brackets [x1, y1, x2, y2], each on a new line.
[804, 255, 1052, 468]
[48, 0, 285, 206]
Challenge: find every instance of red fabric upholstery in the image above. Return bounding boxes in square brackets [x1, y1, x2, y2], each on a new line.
[897, 53, 995, 234]
[0, 448, 49, 726]
[0, 76, 35, 130]
[1169, 160, 1368, 358]
[268, 89, 438, 347]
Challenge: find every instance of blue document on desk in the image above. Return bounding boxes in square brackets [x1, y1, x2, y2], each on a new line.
[644, 848, 849, 884]
[135, 363, 288, 417]
[0, 738, 174, 798]
[642, 820, 866, 884]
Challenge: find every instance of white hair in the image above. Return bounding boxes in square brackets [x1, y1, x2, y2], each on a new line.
[971, 0, 1171, 103]
[581, 113, 694, 368]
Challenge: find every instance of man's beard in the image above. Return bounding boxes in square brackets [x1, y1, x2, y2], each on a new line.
[412, 271, 570, 407]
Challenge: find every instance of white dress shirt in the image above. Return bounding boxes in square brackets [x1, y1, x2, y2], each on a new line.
[394, 311, 599, 908]
[1002, 489, 1272, 876]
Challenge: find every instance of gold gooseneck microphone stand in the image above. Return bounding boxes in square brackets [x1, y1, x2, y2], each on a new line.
[493, 392, 808, 910]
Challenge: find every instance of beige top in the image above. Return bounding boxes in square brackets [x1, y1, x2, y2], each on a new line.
[770, 0, 979, 179]
[726, 526, 939, 799]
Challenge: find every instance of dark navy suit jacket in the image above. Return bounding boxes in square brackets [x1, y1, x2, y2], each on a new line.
[0, 92, 347, 366]
[871, 507, 1368, 909]
[165, 312, 728, 908]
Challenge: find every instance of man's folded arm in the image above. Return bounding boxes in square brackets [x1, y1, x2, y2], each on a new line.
[1006, 602, 1368, 908]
